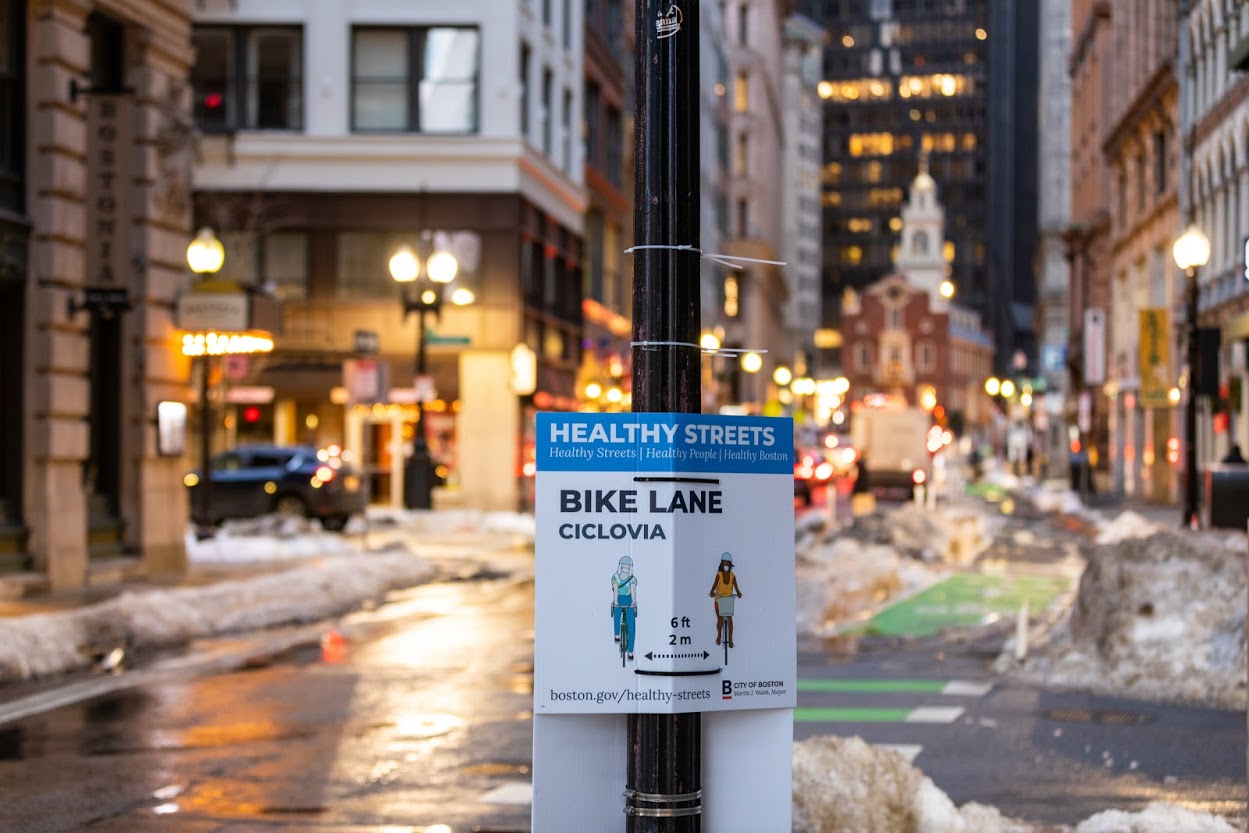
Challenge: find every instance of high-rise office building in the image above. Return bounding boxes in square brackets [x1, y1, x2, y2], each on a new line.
[798, 0, 1037, 372]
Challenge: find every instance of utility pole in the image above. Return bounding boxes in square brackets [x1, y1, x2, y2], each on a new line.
[629, 1, 702, 829]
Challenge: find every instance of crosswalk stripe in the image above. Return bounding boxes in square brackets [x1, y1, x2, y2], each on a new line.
[905, 706, 964, 724]
[798, 679, 945, 694]
[795, 707, 914, 723]
[941, 680, 992, 696]
[480, 781, 533, 805]
[798, 678, 990, 695]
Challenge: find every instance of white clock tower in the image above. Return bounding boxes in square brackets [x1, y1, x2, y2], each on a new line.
[895, 155, 950, 310]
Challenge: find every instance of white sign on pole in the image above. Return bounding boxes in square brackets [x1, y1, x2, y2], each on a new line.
[534, 412, 797, 713]
[532, 412, 796, 832]
[342, 359, 383, 405]
[1084, 308, 1106, 385]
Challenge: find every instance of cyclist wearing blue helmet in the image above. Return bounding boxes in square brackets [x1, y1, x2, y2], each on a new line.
[611, 555, 638, 660]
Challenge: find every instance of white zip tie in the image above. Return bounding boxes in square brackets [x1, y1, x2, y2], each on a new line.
[631, 340, 768, 357]
[624, 244, 788, 271]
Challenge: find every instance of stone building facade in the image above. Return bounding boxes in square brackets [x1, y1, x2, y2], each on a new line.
[2, 0, 195, 589]
[1034, 0, 1072, 479]
[1064, 0, 1115, 488]
[1184, 0, 1249, 463]
[1101, 0, 1181, 502]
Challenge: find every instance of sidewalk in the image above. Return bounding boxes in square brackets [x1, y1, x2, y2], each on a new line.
[0, 509, 537, 686]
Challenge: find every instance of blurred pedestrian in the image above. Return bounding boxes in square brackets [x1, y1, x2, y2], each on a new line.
[852, 455, 870, 494]
[1222, 444, 1246, 464]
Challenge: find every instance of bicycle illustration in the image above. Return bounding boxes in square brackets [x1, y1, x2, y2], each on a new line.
[613, 601, 636, 667]
[611, 555, 637, 665]
[709, 551, 743, 665]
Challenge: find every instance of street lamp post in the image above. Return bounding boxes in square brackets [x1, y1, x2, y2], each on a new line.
[1173, 224, 1211, 528]
[390, 235, 466, 510]
[186, 228, 225, 529]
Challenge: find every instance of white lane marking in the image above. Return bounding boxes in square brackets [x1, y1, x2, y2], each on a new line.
[942, 680, 992, 697]
[905, 706, 965, 724]
[480, 782, 534, 805]
[877, 744, 923, 763]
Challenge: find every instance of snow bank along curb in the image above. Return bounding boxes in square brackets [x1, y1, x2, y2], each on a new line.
[792, 735, 1239, 833]
[998, 499, 1248, 709]
[0, 552, 437, 684]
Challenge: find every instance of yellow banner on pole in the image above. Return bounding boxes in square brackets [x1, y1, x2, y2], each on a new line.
[1139, 309, 1172, 408]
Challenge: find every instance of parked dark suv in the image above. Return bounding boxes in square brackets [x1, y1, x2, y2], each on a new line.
[186, 444, 366, 531]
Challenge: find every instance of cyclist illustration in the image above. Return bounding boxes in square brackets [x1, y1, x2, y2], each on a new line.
[709, 551, 743, 650]
[611, 555, 638, 663]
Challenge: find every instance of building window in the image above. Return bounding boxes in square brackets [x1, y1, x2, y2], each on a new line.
[337, 230, 481, 298]
[519, 41, 531, 138]
[605, 105, 623, 186]
[562, 0, 572, 48]
[217, 231, 308, 300]
[351, 27, 479, 133]
[912, 230, 929, 254]
[856, 343, 872, 372]
[734, 71, 749, 112]
[0, 0, 23, 213]
[737, 198, 749, 237]
[735, 132, 749, 176]
[889, 308, 902, 329]
[562, 88, 573, 173]
[585, 81, 600, 165]
[1118, 172, 1127, 227]
[1136, 152, 1146, 213]
[541, 67, 554, 155]
[715, 191, 729, 236]
[192, 27, 304, 131]
[917, 342, 933, 370]
[738, 2, 749, 46]
[724, 273, 740, 317]
[1153, 130, 1166, 195]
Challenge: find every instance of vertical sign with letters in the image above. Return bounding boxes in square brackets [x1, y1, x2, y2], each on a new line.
[85, 94, 134, 288]
[1139, 309, 1172, 408]
[1084, 308, 1106, 386]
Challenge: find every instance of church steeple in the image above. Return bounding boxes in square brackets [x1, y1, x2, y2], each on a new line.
[896, 156, 948, 308]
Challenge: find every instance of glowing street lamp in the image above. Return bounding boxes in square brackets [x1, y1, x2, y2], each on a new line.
[186, 227, 225, 276]
[391, 236, 466, 510]
[1173, 224, 1211, 528]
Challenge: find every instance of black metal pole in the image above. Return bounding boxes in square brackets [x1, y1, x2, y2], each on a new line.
[1183, 266, 1200, 528]
[628, 1, 701, 830]
[199, 354, 213, 527]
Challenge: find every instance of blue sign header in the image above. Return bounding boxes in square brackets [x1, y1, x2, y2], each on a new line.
[537, 413, 794, 474]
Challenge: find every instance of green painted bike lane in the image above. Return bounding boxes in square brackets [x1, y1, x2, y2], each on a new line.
[864, 572, 1073, 638]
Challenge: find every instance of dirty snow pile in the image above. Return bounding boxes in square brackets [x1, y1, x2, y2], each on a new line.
[792, 735, 1238, 833]
[1000, 523, 1247, 709]
[0, 550, 438, 684]
[795, 503, 985, 639]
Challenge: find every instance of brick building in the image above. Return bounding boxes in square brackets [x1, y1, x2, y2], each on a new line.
[840, 167, 994, 435]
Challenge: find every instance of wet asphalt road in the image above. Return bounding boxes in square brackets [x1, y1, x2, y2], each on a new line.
[0, 500, 1245, 831]
[0, 569, 537, 833]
